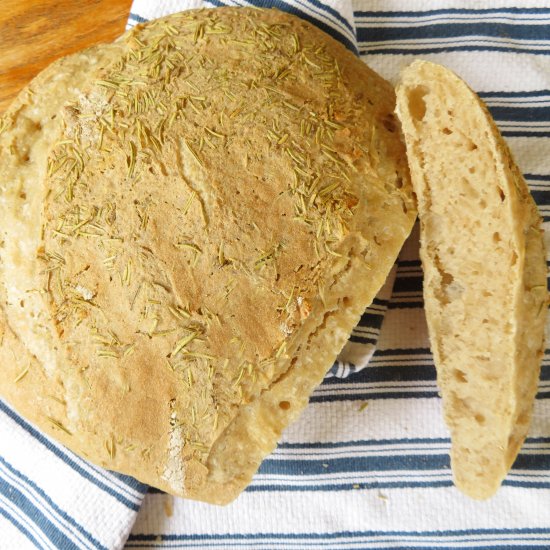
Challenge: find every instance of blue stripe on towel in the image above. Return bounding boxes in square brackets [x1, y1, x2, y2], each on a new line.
[0, 401, 145, 510]
[0, 455, 105, 549]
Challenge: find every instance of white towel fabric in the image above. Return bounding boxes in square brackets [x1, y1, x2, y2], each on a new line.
[0, 399, 147, 549]
[1, 0, 550, 548]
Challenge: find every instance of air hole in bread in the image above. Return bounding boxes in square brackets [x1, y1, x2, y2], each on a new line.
[493, 232, 501, 243]
[407, 85, 429, 122]
[19, 191, 27, 200]
[511, 251, 518, 266]
[479, 198, 487, 209]
[441, 271, 454, 286]
[26, 119, 42, 132]
[433, 254, 454, 286]
[516, 411, 529, 425]
[433, 255, 457, 305]
[442, 127, 452, 135]
[474, 413, 485, 425]
[342, 296, 352, 307]
[279, 401, 291, 410]
[468, 141, 478, 151]
[454, 369, 467, 383]
[468, 166, 476, 174]
[497, 187, 506, 201]
[382, 113, 397, 133]
[451, 394, 470, 415]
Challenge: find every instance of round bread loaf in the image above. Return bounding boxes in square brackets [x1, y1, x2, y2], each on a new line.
[0, 7, 415, 503]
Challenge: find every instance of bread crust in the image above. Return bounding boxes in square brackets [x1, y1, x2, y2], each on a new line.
[0, 8, 415, 503]
[396, 60, 547, 499]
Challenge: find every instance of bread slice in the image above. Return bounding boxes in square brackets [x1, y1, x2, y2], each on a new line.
[0, 8, 415, 504]
[395, 60, 547, 499]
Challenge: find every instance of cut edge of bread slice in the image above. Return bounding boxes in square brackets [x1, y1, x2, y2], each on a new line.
[395, 60, 547, 499]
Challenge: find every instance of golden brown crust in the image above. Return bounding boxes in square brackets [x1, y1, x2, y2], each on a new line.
[395, 60, 547, 499]
[0, 8, 415, 503]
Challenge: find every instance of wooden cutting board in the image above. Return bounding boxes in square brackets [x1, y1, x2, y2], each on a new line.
[0, 0, 132, 113]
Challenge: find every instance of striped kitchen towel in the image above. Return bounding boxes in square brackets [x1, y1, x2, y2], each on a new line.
[0, 398, 147, 549]
[2, 1, 550, 549]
